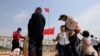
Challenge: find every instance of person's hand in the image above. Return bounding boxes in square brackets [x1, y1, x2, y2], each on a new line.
[52, 39, 56, 42]
[23, 35, 27, 40]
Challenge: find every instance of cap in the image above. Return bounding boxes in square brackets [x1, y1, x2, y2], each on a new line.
[58, 15, 68, 20]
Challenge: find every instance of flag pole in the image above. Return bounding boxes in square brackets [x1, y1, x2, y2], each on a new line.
[47, 7, 50, 54]
[44, 7, 50, 53]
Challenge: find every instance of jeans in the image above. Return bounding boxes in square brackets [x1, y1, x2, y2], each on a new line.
[69, 34, 79, 56]
[28, 37, 43, 56]
[57, 43, 70, 56]
[70, 42, 79, 56]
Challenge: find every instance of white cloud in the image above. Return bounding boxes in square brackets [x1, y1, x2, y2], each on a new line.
[0, 28, 12, 36]
[21, 28, 27, 36]
[13, 11, 28, 23]
[49, 3, 100, 39]
[77, 3, 100, 24]
[76, 3, 100, 38]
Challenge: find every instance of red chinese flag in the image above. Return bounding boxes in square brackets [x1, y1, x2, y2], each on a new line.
[43, 27, 54, 35]
[44, 8, 49, 13]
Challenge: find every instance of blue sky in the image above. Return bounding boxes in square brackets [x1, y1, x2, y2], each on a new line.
[0, 0, 100, 39]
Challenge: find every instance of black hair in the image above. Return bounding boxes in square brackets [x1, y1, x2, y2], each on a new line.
[82, 31, 90, 37]
[36, 7, 42, 12]
[91, 35, 94, 38]
[60, 25, 65, 28]
[95, 37, 97, 39]
[19, 47, 23, 51]
[12, 47, 23, 52]
[17, 27, 22, 31]
[59, 15, 68, 20]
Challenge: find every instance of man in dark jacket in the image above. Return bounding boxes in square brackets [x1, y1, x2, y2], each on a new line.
[28, 7, 46, 56]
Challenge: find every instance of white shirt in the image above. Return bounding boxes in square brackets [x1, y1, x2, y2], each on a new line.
[99, 38, 100, 43]
[91, 38, 98, 45]
[58, 32, 70, 45]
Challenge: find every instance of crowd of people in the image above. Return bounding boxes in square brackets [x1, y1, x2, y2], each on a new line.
[10, 7, 100, 56]
[53, 14, 100, 56]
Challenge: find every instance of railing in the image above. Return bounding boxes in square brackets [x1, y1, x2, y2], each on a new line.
[0, 36, 57, 56]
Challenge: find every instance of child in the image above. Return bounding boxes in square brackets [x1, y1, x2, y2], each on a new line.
[81, 30, 98, 56]
[53, 25, 70, 56]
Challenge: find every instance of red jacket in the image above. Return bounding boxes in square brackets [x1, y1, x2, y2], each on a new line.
[13, 31, 24, 40]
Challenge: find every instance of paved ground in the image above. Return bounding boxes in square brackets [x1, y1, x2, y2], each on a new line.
[0, 50, 99, 56]
[0, 51, 57, 56]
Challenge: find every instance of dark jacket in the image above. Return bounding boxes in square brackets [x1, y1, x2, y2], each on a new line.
[28, 13, 45, 39]
[69, 34, 77, 44]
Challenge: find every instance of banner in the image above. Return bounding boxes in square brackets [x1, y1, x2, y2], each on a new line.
[43, 27, 54, 35]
